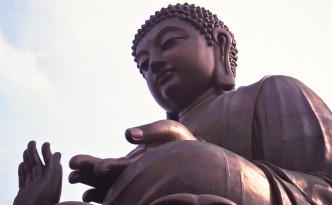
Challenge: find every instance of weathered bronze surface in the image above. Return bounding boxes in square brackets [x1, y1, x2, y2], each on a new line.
[14, 3, 332, 205]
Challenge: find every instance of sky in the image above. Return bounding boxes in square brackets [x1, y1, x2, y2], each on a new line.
[1, 0, 331, 204]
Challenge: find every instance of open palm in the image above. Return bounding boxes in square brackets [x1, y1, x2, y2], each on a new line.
[14, 141, 62, 205]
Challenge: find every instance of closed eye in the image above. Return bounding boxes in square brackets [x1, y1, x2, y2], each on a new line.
[161, 37, 186, 51]
[139, 61, 149, 72]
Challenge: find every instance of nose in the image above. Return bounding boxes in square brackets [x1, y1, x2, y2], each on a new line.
[149, 50, 167, 74]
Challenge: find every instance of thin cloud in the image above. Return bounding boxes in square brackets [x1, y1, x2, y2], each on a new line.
[0, 32, 54, 107]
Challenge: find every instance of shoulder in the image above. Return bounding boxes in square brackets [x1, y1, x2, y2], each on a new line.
[255, 76, 332, 170]
[218, 75, 307, 103]
[233, 75, 306, 95]
[248, 75, 319, 110]
[242, 75, 315, 100]
[248, 75, 307, 90]
[212, 75, 316, 112]
[260, 75, 305, 85]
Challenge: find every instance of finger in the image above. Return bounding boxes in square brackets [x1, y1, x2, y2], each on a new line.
[82, 188, 107, 204]
[69, 155, 101, 170]
[47, 152, 62, 184]
[69, 170, 117, 191]
[49, 152, 62, 172]
[125, 120, 195, 144]
[18, 162, 26, 189]
[94, 157, 134, 177]
[42, 142, 52, 166]
[46, 152, 63, 203]
[23, 149, 32, 184]
[68, 170, 101, 188]
[27, 141, 43, 178]
[68, 170, 82, 184]
[126, 144, 146, 157]
[69, 170, 93, 184]
[69, 157, 130, 187]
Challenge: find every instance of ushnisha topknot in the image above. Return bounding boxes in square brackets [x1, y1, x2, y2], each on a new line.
[131, 3, 238, 77]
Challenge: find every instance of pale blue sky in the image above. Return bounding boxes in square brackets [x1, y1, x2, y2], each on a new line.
[1, 1, 331, 204]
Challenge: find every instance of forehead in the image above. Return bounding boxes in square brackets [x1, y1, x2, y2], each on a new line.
[136, 18, 197, 52]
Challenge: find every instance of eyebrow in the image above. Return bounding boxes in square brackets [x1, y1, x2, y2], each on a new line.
[155, 26, 188, 44]
[135, 26, 188, 61]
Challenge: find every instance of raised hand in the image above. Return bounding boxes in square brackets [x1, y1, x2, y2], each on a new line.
[14, 141, 62, 205]
[69, 120, 196, 204]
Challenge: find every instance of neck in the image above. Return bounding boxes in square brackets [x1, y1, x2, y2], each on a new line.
[178, 87, 218, 123]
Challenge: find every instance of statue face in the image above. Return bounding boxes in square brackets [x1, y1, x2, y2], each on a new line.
[136, 18, 216, 113]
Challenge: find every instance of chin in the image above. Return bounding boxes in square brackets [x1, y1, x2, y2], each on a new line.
[161, 81, 183, 102]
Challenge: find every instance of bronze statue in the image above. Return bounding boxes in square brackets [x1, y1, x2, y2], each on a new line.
[13, 3, 332, 205]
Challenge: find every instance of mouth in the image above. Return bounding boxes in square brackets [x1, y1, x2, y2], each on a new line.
[156, 69, 175, 85]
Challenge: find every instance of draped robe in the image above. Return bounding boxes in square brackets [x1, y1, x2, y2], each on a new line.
[104, 76, 332, 205]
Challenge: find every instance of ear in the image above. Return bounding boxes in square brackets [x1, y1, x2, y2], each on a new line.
[212, 27, 235, 91]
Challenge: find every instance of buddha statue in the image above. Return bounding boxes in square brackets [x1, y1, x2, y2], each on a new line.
[13, 3, 332, 205]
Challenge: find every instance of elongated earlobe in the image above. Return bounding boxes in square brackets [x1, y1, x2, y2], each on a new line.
[212, 28, 235, 91]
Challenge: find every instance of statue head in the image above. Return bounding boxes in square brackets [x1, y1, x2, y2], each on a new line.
[132, 3, 238, 118]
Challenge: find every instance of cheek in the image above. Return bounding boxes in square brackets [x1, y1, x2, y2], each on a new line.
[172, 52, 215, 80]
[164, 40, 215, 76]
[187, 46, 215, 81]
[197, 42, 215, 69]
[199, 51, 215, 75]
[146, 82, 156, 98]
[145, 74, 158, 96]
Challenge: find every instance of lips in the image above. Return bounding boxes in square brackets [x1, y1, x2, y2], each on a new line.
[155, 68, 175, 85]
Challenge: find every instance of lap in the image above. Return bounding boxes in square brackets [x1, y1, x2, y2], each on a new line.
[103, 141, 329, 205]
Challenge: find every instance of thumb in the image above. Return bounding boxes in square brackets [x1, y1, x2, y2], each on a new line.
[125, 120, 195, 145]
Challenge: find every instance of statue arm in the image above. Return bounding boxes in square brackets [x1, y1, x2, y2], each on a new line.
[254, 75, 332, 171]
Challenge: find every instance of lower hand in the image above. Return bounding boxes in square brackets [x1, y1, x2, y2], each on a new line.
[69, 120, 196, 203]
